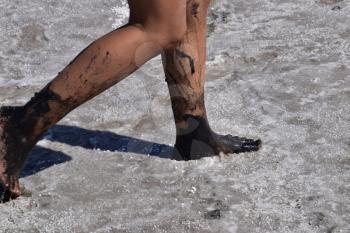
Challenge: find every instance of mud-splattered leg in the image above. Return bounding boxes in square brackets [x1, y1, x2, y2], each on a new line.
[0, 26, 154, 201]
[0, 0, 188, 201]
[0, 27, 150, 201]
[163, 0, 261, 160]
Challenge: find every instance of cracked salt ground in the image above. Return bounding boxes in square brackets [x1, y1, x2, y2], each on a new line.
[0, 0, 350, 232]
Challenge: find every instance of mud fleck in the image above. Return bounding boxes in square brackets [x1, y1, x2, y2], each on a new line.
[175, 49, 195, 74]
[102, 51, 111, 64]
[204, 209, 221, 219]
[191, 2, 200, 18]
[86, 54, 97, 71]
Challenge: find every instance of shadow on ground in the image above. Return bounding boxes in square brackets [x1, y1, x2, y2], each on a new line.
[21, 124, 174, 178]
[20, 146, 72, 178]
[45, 125, 174, 158]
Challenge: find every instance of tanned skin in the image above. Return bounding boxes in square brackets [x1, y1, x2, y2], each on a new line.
[164, 0, 261, 160]
[0, 0, 261, 202]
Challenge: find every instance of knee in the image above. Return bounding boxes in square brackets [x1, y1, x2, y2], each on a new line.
[132, 21, 187, 49]
[153, 23, 187, 48]
[128, 0, 187, 49]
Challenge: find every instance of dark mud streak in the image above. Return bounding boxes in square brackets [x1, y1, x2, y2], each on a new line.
[164, 51, 203, 123]
[165, 69, 178, 84]
[171, 97, 200, 122]
[165, 69, 193, 112]
[24, 85, 62, 133]
[191, 2, 200, 19]
[23, 83, 84, 137]
[26, 85, 63, 116]
[164, 59, 202, 119]
[86, 54, 97, 72]
[175, 49, 196, 74]
[165, 67, 190, 87]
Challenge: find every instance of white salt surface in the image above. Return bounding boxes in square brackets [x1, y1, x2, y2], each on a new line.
[0, 0, 349, 232]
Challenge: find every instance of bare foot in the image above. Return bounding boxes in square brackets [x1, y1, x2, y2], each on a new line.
[173, 116, 262, 160]
[213, 134, 262, 154]
[0, 106, 33, 202]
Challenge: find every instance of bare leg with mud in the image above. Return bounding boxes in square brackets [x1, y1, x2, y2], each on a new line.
[163, 0, 261, 161]
[0, 0, 187, 201]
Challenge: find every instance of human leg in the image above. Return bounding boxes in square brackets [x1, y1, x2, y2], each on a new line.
[0, 0, 187, 200]
[162, 0, 261, 160]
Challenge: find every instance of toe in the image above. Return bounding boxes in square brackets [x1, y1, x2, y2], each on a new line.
[225, 135, 256, 144]
[10, 176, 21, 196]
[242, 139, 262, 152]
[1, 189, 20, 203]
[0, 175, 21, 203]
[222, 135, 262, 153]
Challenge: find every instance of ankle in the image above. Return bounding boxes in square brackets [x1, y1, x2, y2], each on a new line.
[174, 115, 219, 160]
[0, 106, 33, 144]
[175, 115, 215, 143]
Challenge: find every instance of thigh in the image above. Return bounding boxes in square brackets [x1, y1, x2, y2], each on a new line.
[128, 0, 187, 29]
